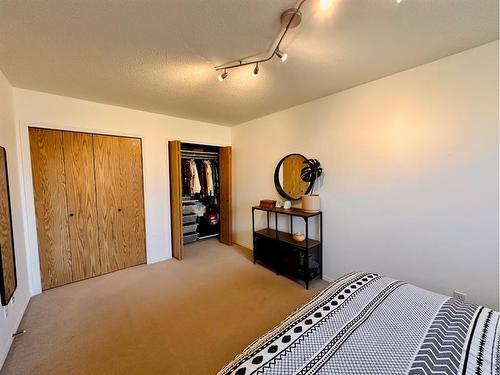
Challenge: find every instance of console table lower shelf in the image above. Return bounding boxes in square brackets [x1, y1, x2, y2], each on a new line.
[253, 229, 322, 289]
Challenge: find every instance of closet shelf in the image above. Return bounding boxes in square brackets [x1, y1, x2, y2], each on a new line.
[198, 233, 220, 240]
[182, 199, 199, 204]
[254, 228, 320, 250]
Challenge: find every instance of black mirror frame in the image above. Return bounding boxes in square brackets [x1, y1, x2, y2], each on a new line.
[274, 153, 313, 201]
[0, 147, 17, 306]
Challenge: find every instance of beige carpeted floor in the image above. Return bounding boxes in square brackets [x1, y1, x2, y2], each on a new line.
[1, 240, 328, 375]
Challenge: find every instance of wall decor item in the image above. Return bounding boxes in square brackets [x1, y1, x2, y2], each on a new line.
[274, 153, 312, 200]
[300, 158, 323, 212]
[0, 147, 17, 306]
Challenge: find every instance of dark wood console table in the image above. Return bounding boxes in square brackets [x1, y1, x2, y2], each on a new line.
[252, 206, 323, 289]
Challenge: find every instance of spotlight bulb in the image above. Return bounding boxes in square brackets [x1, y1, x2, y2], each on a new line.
[319, 0, 332, 10]
[252, 64, 259, 77]
[276, 50, 288, 63]
[218, 71, 228, 82]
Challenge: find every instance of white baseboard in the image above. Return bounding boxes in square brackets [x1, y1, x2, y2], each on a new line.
[147, 255, 171, 264]
[321, 275, 335, 283]
[0, 337, 13, 370]
[0, 294, 30, 370]
[233, 240, 252, 250]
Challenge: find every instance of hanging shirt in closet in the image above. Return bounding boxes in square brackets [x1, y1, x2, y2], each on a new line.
[188, 160, 201, 194]
[204, 160, 214, 196]
[196, 159, 206, 199]
[211, 160, 219, 197]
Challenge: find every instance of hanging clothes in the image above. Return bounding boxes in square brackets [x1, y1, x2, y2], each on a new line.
[182, 159, 190, 196]
[188, 159, 201, 195]
[204, 160, 214, 196]
[196, 159, 206, 199]
[211, 160, 219, 197]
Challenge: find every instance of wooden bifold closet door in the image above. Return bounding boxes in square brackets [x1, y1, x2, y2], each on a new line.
[94, 135, 146, 273]
[63, 131, 101, 282]
[168, 140, 183, 260]
[30, 128, 74, 289]
[219, 146, 232, 246]
[29, 128, 146, 290]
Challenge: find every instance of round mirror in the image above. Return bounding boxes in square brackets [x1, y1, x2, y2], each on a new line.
[274, 154, 312, 200]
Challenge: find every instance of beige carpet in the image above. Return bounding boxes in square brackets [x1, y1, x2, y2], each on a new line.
[1, 240, 328, 374]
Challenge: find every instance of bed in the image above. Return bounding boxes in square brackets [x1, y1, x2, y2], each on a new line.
[218, 272, 499, 375]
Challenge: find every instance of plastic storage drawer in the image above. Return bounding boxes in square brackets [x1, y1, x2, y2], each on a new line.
[182, 214, 197, 225]
[182, 205, 196, 215]
[183, 233, 198, 244]
[183, 223, 198, 234]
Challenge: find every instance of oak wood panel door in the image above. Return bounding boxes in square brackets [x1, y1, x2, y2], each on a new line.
[168, 141, 183, 260]
[0, 148, 16, 304]
[119, 137, 146, 268]
[94, 134, 146, 273]
[93, 135, 124, 273]
[62, 132, 100, 281]
[219, 146, 232, 245]
[29, 128, 72, 290]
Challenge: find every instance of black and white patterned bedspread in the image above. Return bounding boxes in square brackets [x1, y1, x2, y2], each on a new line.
[218, 272, 500, 375]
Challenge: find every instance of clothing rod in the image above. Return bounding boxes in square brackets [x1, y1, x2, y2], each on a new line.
[181, 154, 218, 158]
[181, 153, 218, 157]
[181, 150, 218, 155]
[181, 156, 218, 160]
[198, 233, 220, 240]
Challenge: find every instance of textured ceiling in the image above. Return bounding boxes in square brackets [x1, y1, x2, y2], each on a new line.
[0, 0, 498, 126]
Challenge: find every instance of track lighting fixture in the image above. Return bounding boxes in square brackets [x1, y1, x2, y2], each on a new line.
[252, 63, 259, 77]
[214, 0, 306, 80]
[276, 50, 288, 62]
[214, 0, 337, 80]
[218, 70, 228, 82]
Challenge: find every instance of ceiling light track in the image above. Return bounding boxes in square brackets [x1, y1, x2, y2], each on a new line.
[216, 0, 309, 80]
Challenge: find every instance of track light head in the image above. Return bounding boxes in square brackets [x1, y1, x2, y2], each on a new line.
[276, 50, 288, 63]
[252, 63, 259, 77]
[218, 71, 228, 82]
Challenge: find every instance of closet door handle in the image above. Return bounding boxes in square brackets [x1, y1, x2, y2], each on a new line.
[69, 213, 74, 217]
[118, 208, 122, 212]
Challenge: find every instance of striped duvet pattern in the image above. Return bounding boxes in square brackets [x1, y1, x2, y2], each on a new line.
[219, 272, 499, 375]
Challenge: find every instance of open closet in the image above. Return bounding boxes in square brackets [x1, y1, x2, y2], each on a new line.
[168, 141, 232, 260]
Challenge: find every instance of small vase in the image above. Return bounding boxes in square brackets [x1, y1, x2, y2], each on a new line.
[302, 194, 321, 213]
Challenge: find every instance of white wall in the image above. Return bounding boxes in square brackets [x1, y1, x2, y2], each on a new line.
[232, 41, 499, 309]
[13, 89, 231, 294]
[0, 72, 31, 366]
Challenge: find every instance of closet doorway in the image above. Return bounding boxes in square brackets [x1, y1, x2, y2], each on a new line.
[169, 141, 232, 260]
